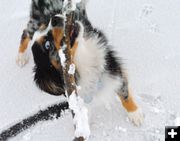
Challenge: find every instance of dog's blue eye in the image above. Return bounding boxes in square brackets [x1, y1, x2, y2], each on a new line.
[45, 41, 50, 49]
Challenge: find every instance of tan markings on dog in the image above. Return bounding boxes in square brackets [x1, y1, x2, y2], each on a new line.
[52, 27, 64, 50]
[37, 36, 45, 45]
[71, 40, 78, 59]
[18, 37, 30, 53]
[120, 92, 138, 112]
[51, 59, 61, 70]
[39, 24, 47, 31]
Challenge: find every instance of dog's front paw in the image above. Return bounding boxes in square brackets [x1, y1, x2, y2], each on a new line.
[16, 52, 29, 67]
[128, 108, 144, 126]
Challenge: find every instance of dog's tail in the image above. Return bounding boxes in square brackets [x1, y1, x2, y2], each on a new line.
[0, 102, 69, 141]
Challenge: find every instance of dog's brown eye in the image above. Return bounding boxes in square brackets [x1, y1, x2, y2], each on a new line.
[45, 41, 50, 49]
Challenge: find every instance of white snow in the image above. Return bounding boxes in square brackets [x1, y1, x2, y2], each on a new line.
[115, 126, 127, 132]
[0, 0, 180, 141]
[68, 91, 90, 139]
[54, 14, 65, 20]
[175, 117, 180, 126]
[59, 49, 66, 68]
[68, 63, 76, 74]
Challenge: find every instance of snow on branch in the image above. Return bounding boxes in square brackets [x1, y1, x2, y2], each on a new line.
[57, 0, 90, 140]
[68, 91, 90, 139]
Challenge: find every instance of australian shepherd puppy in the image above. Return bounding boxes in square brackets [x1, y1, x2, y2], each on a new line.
[16, 0, 143, 134]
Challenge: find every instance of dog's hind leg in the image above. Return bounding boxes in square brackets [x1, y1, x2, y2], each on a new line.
[117, 76, 144, 126]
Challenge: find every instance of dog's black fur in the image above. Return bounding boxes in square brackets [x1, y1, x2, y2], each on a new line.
[32, 31, 65, 96]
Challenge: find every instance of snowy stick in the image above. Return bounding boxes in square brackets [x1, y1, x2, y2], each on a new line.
[59, 0, 90, 141]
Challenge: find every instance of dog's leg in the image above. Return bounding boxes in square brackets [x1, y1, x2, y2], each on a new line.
[16, 29, 31, 67]
[16, 18, 47, 67]
[117, 76, 144, 126]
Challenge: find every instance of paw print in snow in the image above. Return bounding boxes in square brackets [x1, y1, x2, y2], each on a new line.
[140, 4, 153, 18]
[138, 4, 160, 33]
[148, 22, 159, 33]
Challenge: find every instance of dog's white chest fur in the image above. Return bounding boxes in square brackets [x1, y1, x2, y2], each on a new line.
[74, 36, 106, 97]
[74, 35, 122, 102]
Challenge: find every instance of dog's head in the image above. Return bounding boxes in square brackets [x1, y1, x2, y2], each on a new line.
[32, 15, 65, 96]
[32, 15, 80, 96]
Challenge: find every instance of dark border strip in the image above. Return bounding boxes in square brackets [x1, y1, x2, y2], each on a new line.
[0, 102, 69, 141]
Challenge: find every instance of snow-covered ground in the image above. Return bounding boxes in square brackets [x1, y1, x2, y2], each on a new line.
[0, 0, 180, 140]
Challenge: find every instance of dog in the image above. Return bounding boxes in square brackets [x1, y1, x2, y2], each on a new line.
[16, 0, 143, 135]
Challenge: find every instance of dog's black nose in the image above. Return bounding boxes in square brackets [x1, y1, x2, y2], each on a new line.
[51, 15, 64, 27]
